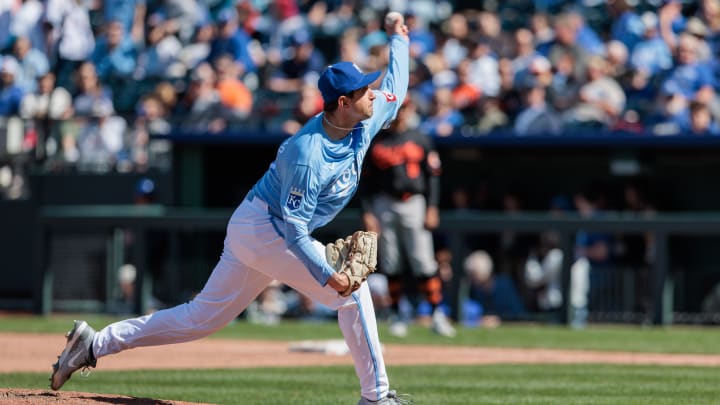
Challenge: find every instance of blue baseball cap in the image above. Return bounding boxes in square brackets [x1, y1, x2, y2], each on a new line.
[317, 62, 381, 103]
[135, 178, 156, 196]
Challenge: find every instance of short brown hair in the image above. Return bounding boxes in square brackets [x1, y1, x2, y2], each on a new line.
[323, 88, 361, 112]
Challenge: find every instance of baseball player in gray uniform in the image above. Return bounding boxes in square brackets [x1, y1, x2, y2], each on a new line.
[360, 99, 456, 338]
[50, 13, 411, 405]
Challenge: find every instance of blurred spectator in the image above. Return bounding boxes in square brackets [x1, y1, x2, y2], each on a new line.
[470, 96, 509, 135]
[5, 0, 45, 53]
[574, 185, 614, 267]
[267, 29, 325, 94]
[214, 53, 253, 120]
[530, 12, 555, 49]
[92, 20, 137, 82]
[175, 62, 226, 133]
[541, 12, 590, 84]
[450, 58, 480, 120]
[607, 0, 644, 52]
[467, 39, 500, 98]
[0, 6, 17, 50]
[648, 92, 690, 136]
[546, 52, 580, 113]
[439, 12, 471, 69]
[75, 99, 127, 172]
[245, 280, 288, 325]
[133, 12, 184, 81]
[659, 33, 716, 106]
[464, 250, 525, 321]
[524, 232, 563, 312]
[617, 179, 656, 318]
[686, 99, 720, 135]
[337, 27, 367, 68]
[208, 8, 257, 77]
[698, 0, 720, 57]
[419, 87, 463, 137]
[658, 0, 689, 54]
[605, 40, 630, 83]
[357, 9, 386, 53]
[0, 58, 25, 117]
[45, 0, 95, 91]
[20, 71, 72, 161]
[571, 183, 615, 328]
[474, 11, 504, 53]
[161, 0, 207, 45]
[11, 36, 50, 93]
[563, 55, 626, 130]
[510, 28, 542, 85]
[364, 34, 391, 73]
[102, 0, 146, 44]
[630, 11, 673, 77]
[306, 0, 357, 45]
[407, 57, 434, 114]
[497, 190, 539, 306]
[569, 9, 605, 57]
[497, 57, 523, 121]
[137, 92, 171, 135]
[179, 20, 215, 72]
[281, 81, 323, 135]
[130, 92, 171, 173]
[524, 194, 570, 316]
[513, 77, 562, 135]
[71, 61, 114, 118]
[257, 0, 304, 63]
[406, 12, 435, 60]
[152, 82, 178, 117]
[20, 72, 72, 121]
[685, 17, 713, 62]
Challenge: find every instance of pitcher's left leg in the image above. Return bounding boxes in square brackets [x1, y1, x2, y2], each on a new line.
[252, 238, 389, 401]
[338, 284, 388, 401]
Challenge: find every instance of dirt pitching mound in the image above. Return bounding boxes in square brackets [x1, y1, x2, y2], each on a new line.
[0, 388, 211, 404]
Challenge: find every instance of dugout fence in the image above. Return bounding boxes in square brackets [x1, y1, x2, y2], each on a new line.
[32, 205, 720, 326]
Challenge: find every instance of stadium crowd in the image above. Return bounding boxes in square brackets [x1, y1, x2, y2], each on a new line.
[0, 0, 719, 196]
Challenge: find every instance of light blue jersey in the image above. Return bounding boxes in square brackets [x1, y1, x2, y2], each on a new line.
[251, 34, 409, 286]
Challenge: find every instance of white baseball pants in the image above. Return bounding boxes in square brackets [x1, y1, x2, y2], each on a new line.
[92, 196, 389, 401]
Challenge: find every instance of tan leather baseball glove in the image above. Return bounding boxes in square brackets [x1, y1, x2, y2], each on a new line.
[325, 231, 378, 297]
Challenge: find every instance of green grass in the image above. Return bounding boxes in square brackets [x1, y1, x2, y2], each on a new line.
[2, 364, 719, 404]
[2, 314, 720, 354]
[3, 315, 720, 404]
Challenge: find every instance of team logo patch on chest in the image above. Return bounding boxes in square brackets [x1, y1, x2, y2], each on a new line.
[286, 187, 305, 210]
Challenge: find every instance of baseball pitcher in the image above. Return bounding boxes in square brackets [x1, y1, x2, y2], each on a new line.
[51, 12, 411, 405]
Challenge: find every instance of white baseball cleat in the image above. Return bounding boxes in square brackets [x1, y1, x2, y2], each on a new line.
[358, 390, 413, 404]
[431, 309, 457, 338]
[50, 320, 97, 390]
[388, 315, 408, 338]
